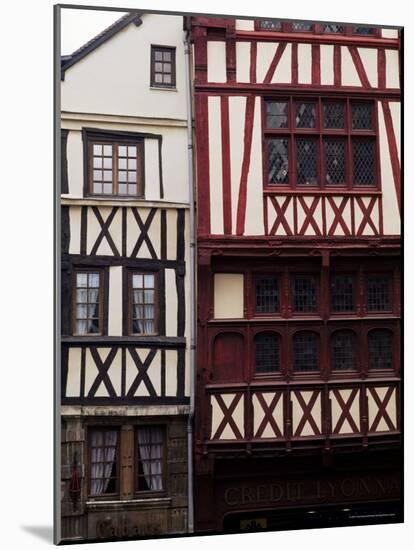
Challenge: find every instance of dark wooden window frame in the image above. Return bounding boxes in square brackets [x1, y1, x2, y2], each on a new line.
[366, 272, 393, 313]
[127, 269, 159, 336]
[330, 272, 357, 315]
[254, 20, 381, 37]
[367, 327, 395, 372]
[254, 330, 281, 376]
[262, 96, 379, 191]
[253, 273, 281, 316]
[292, 273, 320, 315]
[72, 268, 107, 336]
[134, 425, 167, 497]
[83, 128, 145, 198]
[87, 426, 121, 500]
[150, 45, 177, 88]
[330, 328, 358, 372]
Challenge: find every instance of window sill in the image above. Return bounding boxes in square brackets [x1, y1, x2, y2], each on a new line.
[149, 86, 178, 92]
[86, 496, 171, 512]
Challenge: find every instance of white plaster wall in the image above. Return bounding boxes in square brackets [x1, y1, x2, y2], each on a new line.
[66, 348, 82, 397]
[272, 43, 292, 84]
[244, 96, 265, 235]
[320, 45, 334, 85]
[256, 42, 278, 83]
[235, 19, 255, 31]
[208, 96, 224, 235]
[214, 273, 244, 319]
[165, 349, 178, 397]
[66, 130, 83, 196]
[378, 103, 400, 235]
[125, 348, 161, 397]
[166, 209, 177, 260]
[165, 268, 178, 337]
[108, 266, 123, 336]
[341, 46, 361, 87]
[389, 101, 401, 161]
[207, 41, 227, 83]
[298, 43, 312, 84]
[382, 29, 399, 39]
[357, 47, 378, 88]
[229, 96, 246, 234]
[144, 139, 161, 201]
[62, 14, 187, 119]
[354, 197, 379, 236]
[386, 49, 400, 89]
[68, 206, 81, 254]
[236, 41, 251, 83]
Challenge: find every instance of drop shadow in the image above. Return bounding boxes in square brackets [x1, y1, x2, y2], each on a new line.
[21, 525, 54, 543]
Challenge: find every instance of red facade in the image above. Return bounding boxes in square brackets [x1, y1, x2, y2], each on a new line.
[191, 16, 401, 533]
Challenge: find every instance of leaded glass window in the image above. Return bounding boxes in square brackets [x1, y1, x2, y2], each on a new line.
[323, 24, 344, 33]
[267, 138, 289, 184]
[255, 276, 279, 313]
[292, 22, 313, 31]
[331, 274, 354, 312]
[293, 276, 317, 313]
[260, 20, 282, 30]
[130, 272, 157, 335]
[293, 332, 319, 371]
[266, 101, 289, 128]
[353, 26, 376, 35]
[325, 139, 346, 185]
[296, 138, 318, 185]
[367, 275, 391, 312]
[353, 139, 375, 185]
[352, 103, 373, 130]
[368, 329, 393, 370]
[255, 333, 280, 373]
[332, 331, 356, 371]
[295, 102, 316, 128]
[323, 102, 345, 129]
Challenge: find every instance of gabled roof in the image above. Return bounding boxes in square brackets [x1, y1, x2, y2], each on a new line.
[61, 12, 143, 79]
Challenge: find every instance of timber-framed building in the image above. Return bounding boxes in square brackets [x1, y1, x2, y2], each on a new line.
[190, 16, 402, 533]
[60, 13, 192, 541]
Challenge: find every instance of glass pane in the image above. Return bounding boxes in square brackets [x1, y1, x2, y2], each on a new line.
[134, 290, 144, 305]
[128, 171, 137, 182]
[89, 273, 100, 287]
[93, 157, 102, 168]
[76, 305, 87, 319]
[368, 330, 393, 369]
[89, 319, 100, 334]
[144, 320, 154, 333]
[93, 170, 102, 181]
[354, 26, 376, 35]
[118, 158, 127, 169]
[154, 50, 163, 61]
[296, 138, 318, 185]
[128, 158, 137, 170]
[133, 274, 144, 288]
[144, 305, 154, 319]
[332, 331, 355, 370]
[77, 273, 88, 287]
[103, 183, 112, 194]
[293, 276, 317, 312]
[76, 320, 88, 334]
[255, 333, 279, 373]
[353, 139, 374, 185]
[144, 274, 154, 287]
[118, 145, 127, 157]
[103, 145, 112, 156]
[134, 305, 144, 319]
[155, 62, 163, 71]
[255, 277, 279, 313]
[260, 19, 282, 30]
[163, 51, 172, 62]
[293, 332, 318, 371]
[267, 138, 289, 184]
[93, 144, 102, 155]
[292, 22, 313, 31]
[367, 276, 391, 311]
[163, 63, 171, 73]
[323, 24, 344, 33]
[295, 102, 316, 128]
[118, 171, 127, 182]
[266, 101, 288, 128]
[144, 290, 154, 304]
[331, 275, 354, 312]
[93, 182, 102, 194]
[118, 183, 127, 194]
[127, 184, 137, 195]
[88, 289, 99, 302]
[155, 73, 162, 83]
[128, 146, 136, 156]
[325, 139, 346, 185]
[134, 320, 144, 334]
[323, 102, 345, 129]
[163, 74, 172, 84]
[352, 103, 373, 130]
[103, 157, 112, 169]
[77, 289, 88, 303]
[88, 304, 99, 317]
[103, 170, 112, 181]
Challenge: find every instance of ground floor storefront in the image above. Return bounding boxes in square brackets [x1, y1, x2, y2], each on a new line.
[194, 448, 402, 534]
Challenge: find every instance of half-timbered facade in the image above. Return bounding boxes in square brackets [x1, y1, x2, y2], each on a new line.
[60, 13, 191, 541]
[191, 16, 402, 533]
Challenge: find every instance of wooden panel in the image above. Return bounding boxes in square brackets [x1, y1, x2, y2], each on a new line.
[210, 393, 245, 440]
[213, 332, 244, 382]
[252, 391, 284, 439]
[120, 425, 134, 499]
[330, 388, 361, 435]
[367, 386, 397, 432]
[291, 390, 322, 437]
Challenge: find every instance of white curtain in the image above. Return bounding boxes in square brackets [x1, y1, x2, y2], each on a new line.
[76, 273, 100, 334]
[137, 427, 163, 491]
[90, 430, 117, 496]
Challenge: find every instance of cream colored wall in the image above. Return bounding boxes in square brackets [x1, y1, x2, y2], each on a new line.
[273, 43, 292, 84]
[66, 348, 82, 397]
[297, 196, 323, 236]
[357, 48, 378, 87]
[229, 96, 246, 234]
[253, 393, 284, 438]
[214, 273, 244, 319]
[68, 206, 81, 254]
[341, 46, 361, 86]
[236, 42, 251, 83]
[208, 96, 224, 235]
[330, 389, 360, 434]
[267, 196, 294, 236]
[368, 387, 397, 432]
[382, 29, 399, 39]
[235, 19, 255, 31]
[207, 41, 227, 82]
[378, 101, 401, 235]
[298, 44, 312, 84]
[245, 96, 265, 235]
[211, 393, 244, 439]
[256, 42, 278, 83]
[165, 349, 178, 397]
[320, 45, 334, 85]
[291, 391, 321, 436]
[62, 14, 187, 120]
[84, 348, 122, 397]
[385, 49, 400, 88]
[165, 268, 178, 337]
[62, 123, 189, 203]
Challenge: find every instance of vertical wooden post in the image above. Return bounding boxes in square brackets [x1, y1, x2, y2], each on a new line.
[120, 425, 134, 500]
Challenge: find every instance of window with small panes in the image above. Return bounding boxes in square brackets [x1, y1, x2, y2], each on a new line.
[151, 46, 176, 88]
[264, 98, 378, 189]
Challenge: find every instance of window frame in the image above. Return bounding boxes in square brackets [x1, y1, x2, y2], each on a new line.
[366, 272, 393, 313]
[262, 96, 379, 191]
[330, 329, 358, 373]
[87, 426, 121, 500]
[134, 425, 167, 497]
[291, 273, 320, 315]
[127, 270, 159, 336]
[253, 330, 282, 376]
[292, 329, 320, 375]
[72, 268, 106, 336]
[367, 327, 394, 372]
[150, 45, 177, 89]
[253, 273, 281, 316]
[83, 129, 145, 198]
[254, 20, 381, 37]
[330, 272, 357, 315]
